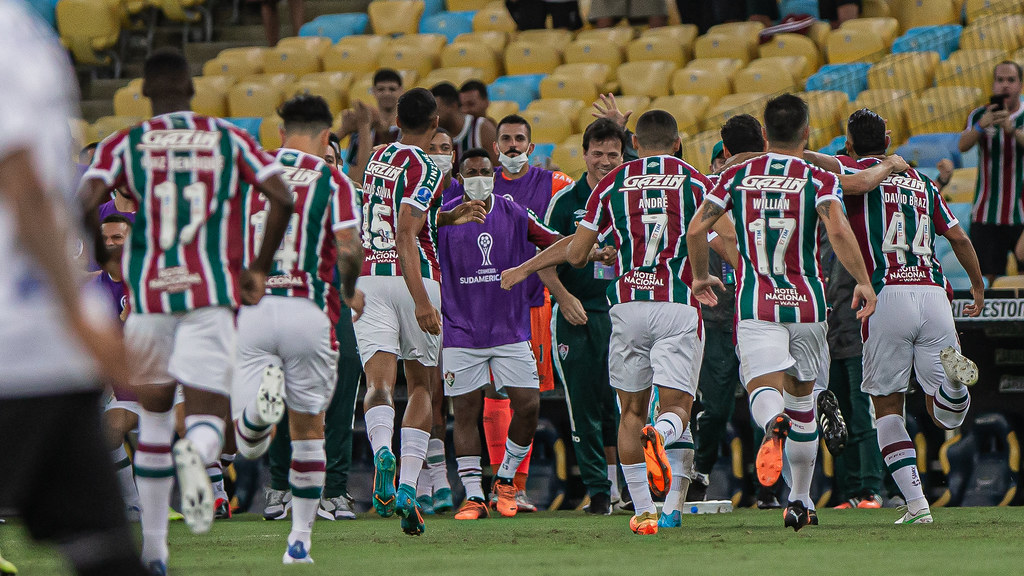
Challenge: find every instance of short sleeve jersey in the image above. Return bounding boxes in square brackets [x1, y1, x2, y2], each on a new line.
[708, 153, 840, 323]
[964, 103, 1024, 225]
[85, 112, 283, 314]
[580, 155, 710, 307]
[360, 143, 444, 280]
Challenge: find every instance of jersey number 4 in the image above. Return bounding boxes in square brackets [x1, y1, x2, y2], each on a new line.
[250, 209, 301, 271]
[748, 217, 796, 275]
[882, 212, 932, 266]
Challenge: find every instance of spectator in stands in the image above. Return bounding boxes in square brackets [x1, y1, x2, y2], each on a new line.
[820, 0, 859, 27]
[958, 61, 1024, 283]
[338, 68, 403, 184]
[257, 0, 305, 47]
[674, 0, 777, 33]
[936, 158, 954, 191]
[506, 0, 581, 30]
[589, 0, 665, 28]
[430, 82, 497, 165]
[460, 80, 491, 120]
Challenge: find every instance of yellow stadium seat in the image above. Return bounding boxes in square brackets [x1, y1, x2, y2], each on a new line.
[921, 85, 985, 108]
[191, 75, 235, 117]
[576, 27, 635, 48]
[551, 134, 586, 180]
[759, 33, 823, 70]
[826, 28, 886, 64]
[907, 87, 983, 134]
[798, 90, 846, 150]
[685, 57, 745, 78]
[260, 116, 283, 150]
[57, 0, 122, 68]
[247, 73, 297, 91]
[203, 47, 265, 78]
[617, 60, 678, 98]
[732, 67, 796, 96]
[378, 45, 439, 78]
[524, 98, 587, 131]
[897, 0, 958, 32]
[671, 68, 731, 104]
[935, 49, 1007, 91]
[681, 129, 722, 173]
[69, 118, 90, 149]
[991, 275, 1024, 289]
[447, 0, 491, 10]
[745, 55, 812, 83]
[965, 0, 1024, 22]
[155, 0, 209, 29]
[277, 36, 331, 58]
[228, 78, 288, 117]
[322, 37, 386, 75]
[91, 116, 140, 143]
[421, 67, 486, 89]
[564, 38, 625, 68]
[808, 20, 832, 51]
[862, 0, 891, 17]
[515, 29, 573, 52]
[617, 96, 652, 131]
[707, 21, 764, 47]
[288, 73, 353, 114]
[347, 76, 375, 107]
[540, 75, 600, 103]
[263, 45, 322, 75]
[867, 51, 940, 91]
[640, 24, 698, 60]
[840, 17, 900, 47]
[390, 33, 448, 54]
[701, 93, 768, 131]
[472, 3, 517, 34]
[522, 108, 573, 143]
[627, 36, 687, 66]
[113, 79, 152, 118]
[960, 14, 1024, 51]
[554, 63, 614, 88]
[368, 0, 424, 36]
[943, 168, 977, 204]
[487, 100, 520, 122]
[440, 43, 502, 82]
[453, 31, 508, 56]
[650, 94, 710, 136]
[847, 89, 912, 149]
[504, 40, 563, 75]
[338, 34, 388, 52]
[694, 32, 754, 63]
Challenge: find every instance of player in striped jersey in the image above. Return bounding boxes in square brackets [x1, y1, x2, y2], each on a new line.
[807, 109, 985, 524]
[502, 110, 732, 535]
[81, 50, 294, 573]
[431, 82, 497, 165]
[687, 94, 885, 531]
[229, 95, 362, 563]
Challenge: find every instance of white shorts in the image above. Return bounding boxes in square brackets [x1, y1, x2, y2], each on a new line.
[233, 296, 338, 417]
[441, 341, 539, 397]
[736, 319, 827, 384]
[608, 301, 703, 395]
[125, 307, 237, 395]
[353, 275, 442, 367]
[861, 285, 959, 397]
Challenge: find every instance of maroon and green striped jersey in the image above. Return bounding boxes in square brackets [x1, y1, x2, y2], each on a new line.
[965, 104, 1024, 225]
[708, 153, 840, 323]
[837, 156, 958, 294]
[360, 142, 444, 280]
[85, 112, 282, 314]
[580, 155, 710, 306]
[243, 148, 360, 325]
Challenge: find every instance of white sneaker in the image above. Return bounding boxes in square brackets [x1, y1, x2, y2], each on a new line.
[282, 541, 314, 564]
[173, 438, 215, 534]
[318, 494, 356, 520]
[940, 346, 978, 387]
[256, 365, 286, 425]
[263, 487, 292, 520]
[894, 506, 933, 524]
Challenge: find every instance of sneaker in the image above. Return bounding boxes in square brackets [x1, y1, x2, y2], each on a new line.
[756, 413, 791, 487]
[214, 497, 232, 520]
[372, 447, 397, 518]
[493, 479, 518, 517]
[614, 497, 635, 513]
[857, 494, 883, 509]
[783, 500, 810, 532]
[629, 511, 658, 535]
[940, 346, 978, 387]
[282, 541, 314, 564]
[395, 484, 425, 535]
[256, 364, 286, 425]
[417, 494, 435, 515]
[318, 495, 356, 520]
[515, 490, 537, 513]
[807, 508, 818, 526]
[756, 484, 782, 509]
[640, 425, 672, 499]
[125, 504, 141, 523]
[833, 498, 859, 509]
[817, 390, 848, 456]
[454, 497, 489, 520]
[583, 492, 612, 515]
[432, 487, 454, 514]
[894, 505, 933, 524]
[657, 510, 681, 528]
[688, 472, 709, 502]
[145, 560, 167, 576]
[173, 438, 214, 535]
[263, 487, 291, 520]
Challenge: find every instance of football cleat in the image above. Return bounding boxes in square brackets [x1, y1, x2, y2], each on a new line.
[417, 494, 435, 515]
[515, 490, 537, 513]
[657, 510, 681, 528]
[857, 494, 883, 509]
[454, 497, 490, 520]
[432, 487, 454, 514]
[940, 346, 978, 387]
[494, 479, 518, 517]
[817, 390, 848, 456]
[282, 541, 314, 564]
[783, 500, 810, 532]
[256, 365, 286, 425]
[833, 498, 859, 510]
[756, 413, 791, 488]
[395, 484, 425, 535]
[807, 508, 818, 526]
[894, 505, 933, 525]
[173, 438, 214, 535]
[145, 560, 167, 576]
[263, 487, 291, 520]
[640, 425, 672, 499]
[629, 512, 658, 535]
[372, 447, 397, 518]
[214, 497, 232, 520]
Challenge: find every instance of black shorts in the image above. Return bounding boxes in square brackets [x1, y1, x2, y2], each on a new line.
[970, 222, 1024, 276]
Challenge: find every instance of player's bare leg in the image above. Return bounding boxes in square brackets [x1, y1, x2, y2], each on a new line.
[644, 386, 693, 502]
[490, 386, 539, 517]
[283, 410, 326, 563]
[615, 389, 658, 534]
[363, 351, 400, 517]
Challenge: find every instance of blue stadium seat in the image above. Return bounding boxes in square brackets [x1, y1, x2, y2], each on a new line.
[947, 202, 972, 235]
[25, 0, 58, 27]
[420, 11, 475, 42]
[818, 135, 847, 156]
[223, 118, 263, 142]
[805, 63, 871, 100]
[299, 13, 369, 42]
[892, 25, 962, 60]
[895, 133, 963, 170]
[530, 143, 555, 165]
[779, 0, 819, 19]
[420, 0, 445, 22]
[488, 74, 545, 111]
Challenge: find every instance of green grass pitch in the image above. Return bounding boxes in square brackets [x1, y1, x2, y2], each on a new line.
[4, 507, 1023, 575]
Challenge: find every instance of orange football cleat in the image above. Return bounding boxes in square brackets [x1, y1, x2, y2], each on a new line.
[454, 498, 490, 520]
[640, 425, 671, 498]
[630, 512, 659, 535]
[756, 413, 791, 487]
[493, 480, 518, 517]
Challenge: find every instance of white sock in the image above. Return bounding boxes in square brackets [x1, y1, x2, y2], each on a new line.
[111, 444, 139, 508]
[365, 405, 395, 455]
[136, 409, 176, 564]
[289, 439, 326, 550]
[877, 414, 928, 514]
[608, 464, 620, 501]
[427, 438, 451, 491]
[654, 412, 684, 446]
[662, 449, 691, 514]
[417, 467, 432, 499]
[184, 414, 226, 465]
[496, 439, 531, 481]
[622, 463, 655, 515]
[399, 427, 430, 489]
[783, 391, 817, 508]
[207, 461, 227, 500]
[749, 386, 784, 431]
[457, 456, 484, 501]
[933, 379, 970, 429]
[235, 410, 273, 459]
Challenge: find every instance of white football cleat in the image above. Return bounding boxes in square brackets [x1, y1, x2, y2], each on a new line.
[282, 541, 314, 564]
[173, 438, 215, 534]
[940, 346, 978, 387]
[894, 506, 933, 525]
[256, 365, 286, 425]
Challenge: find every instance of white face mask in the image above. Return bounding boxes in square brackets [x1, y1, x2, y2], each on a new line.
[463, 175, 494, 202]
[428, 154, 453, 176]
[498, 151, 529, 174]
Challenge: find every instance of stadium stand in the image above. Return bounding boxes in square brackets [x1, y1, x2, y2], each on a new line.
[368, 0, 425, 36]
[298, 13, 369, 42]
[419, 10, 475, 41]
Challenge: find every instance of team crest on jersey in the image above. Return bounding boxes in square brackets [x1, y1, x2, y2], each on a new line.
[444, 371, 456, 387]
[413, 186, 433, 206]
[138, 130, 220, 150]
[365, 160, 402, 181]
[771, 162, 785, 170]
[621, 174, 686, 191]
[737, 175, 804, 193]
[281, 165, 321, 187]
[558, 343, 569, 359]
